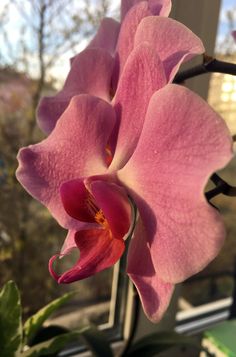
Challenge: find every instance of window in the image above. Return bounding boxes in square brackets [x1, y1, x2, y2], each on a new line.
[176, 0, 236, 333]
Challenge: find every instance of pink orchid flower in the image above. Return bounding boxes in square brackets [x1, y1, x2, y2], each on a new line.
[37, 0, 204, 134]
[16, 81, 232, 321]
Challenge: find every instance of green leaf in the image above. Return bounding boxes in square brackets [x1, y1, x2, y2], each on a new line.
[23, 291, 75, 345]
[80, 326, 113, 357]
[28, 325, 69, 346]
[21, 330, 83, 357]
[125, 331, 203, 356]
[0, 280, 22, 357]
[22, 326, 113, 357]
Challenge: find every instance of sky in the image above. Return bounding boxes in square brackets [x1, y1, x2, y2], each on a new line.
[216, 0, 236, 46]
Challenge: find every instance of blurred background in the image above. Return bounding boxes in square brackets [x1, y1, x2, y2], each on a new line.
[0, 0, 236, 341]
[0, 0, 122, 332]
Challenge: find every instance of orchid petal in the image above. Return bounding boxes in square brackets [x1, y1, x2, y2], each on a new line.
[134, 16, 205, 81]
[115, 2, 152, 78]
[60, 230, 77, 255]
[60, 179, 96, 223]
[88, 17, 120, 55]
[37, 48, 114, 134]
[148, 0, 172, 16]
[17, 95, 116, 229]
[121, 0, 171, 22]
[130, 273, 174, 322]
[119, 84, 233, 283]
[110, 43, 167, 170]
[49, 229, 125, 283]
[121, 0, 142, 20]
[127, 220, 174, 322]
[88, 179, 132, 238]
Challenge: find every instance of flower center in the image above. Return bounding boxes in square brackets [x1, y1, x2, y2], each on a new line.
[94, 210, 109, 229]
[86, 194, 109, 229]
